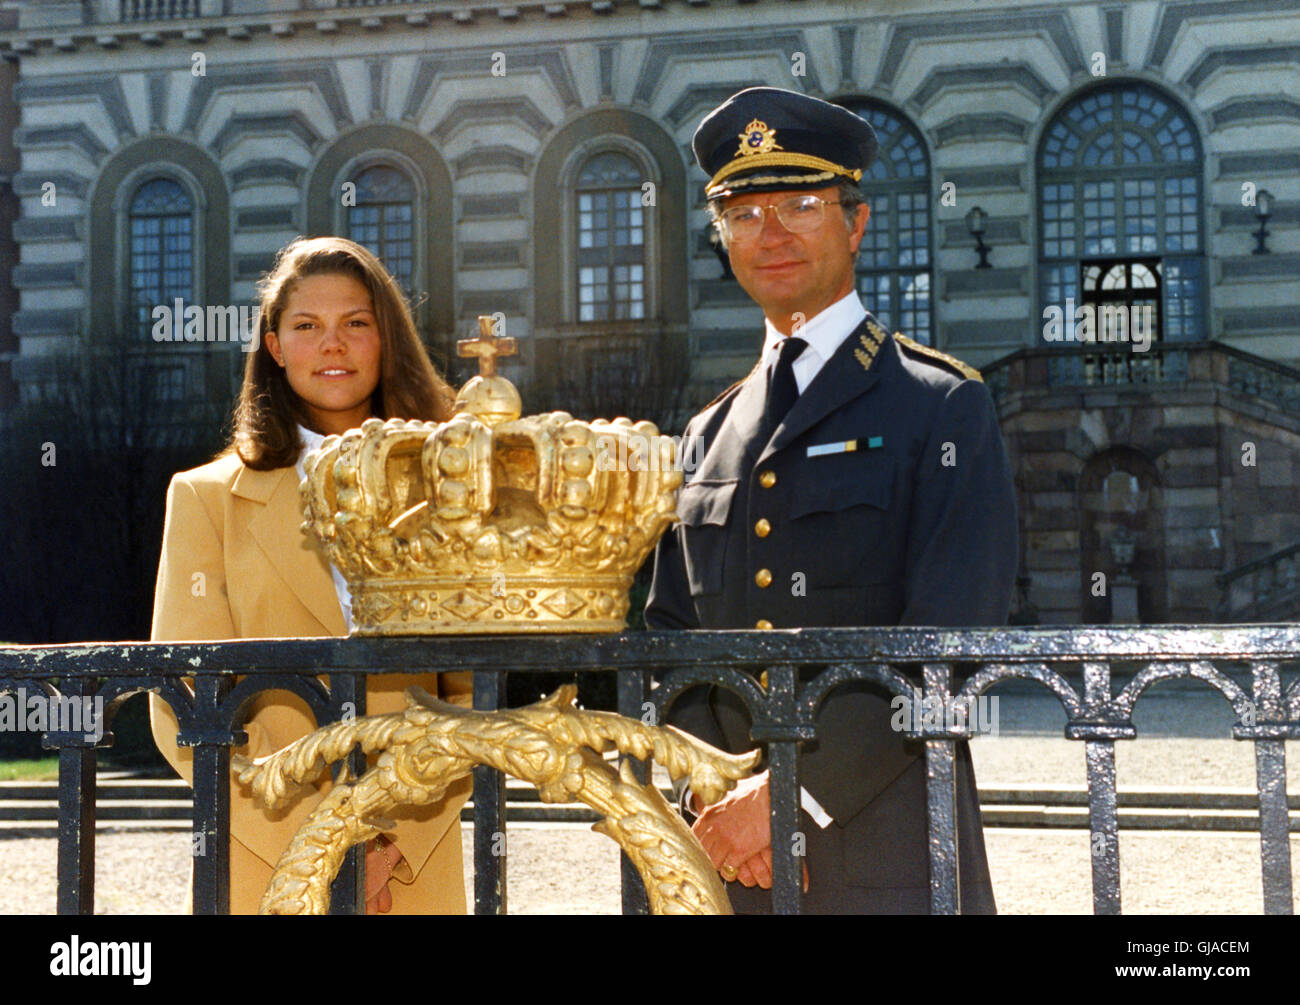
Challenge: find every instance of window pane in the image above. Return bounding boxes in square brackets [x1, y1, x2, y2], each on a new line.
[577, 151, 641, 187]
[843, 101, 933, 345]
[899, 272, 931, 345]
[1122, 177, 1158, 253]
[1163, 256, 1203, 340]
[1163, 175, 1199, 252]
[857, 272, 891, 332]
[347, 164, 416, 290]
[129, 177, 193, 340]
[1041, 263, 1077, 315]
[1038, 84, 1204, 347]
[1082, 180, 1117, 255]
[574, 152, 647, 321]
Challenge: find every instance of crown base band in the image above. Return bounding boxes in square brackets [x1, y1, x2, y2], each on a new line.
[349, 576, 633, 635]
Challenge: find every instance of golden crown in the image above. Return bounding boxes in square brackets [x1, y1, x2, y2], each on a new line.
[300, 317, 682, 634]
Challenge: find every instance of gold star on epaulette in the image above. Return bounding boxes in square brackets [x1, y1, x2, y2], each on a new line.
[893, 333, 983, 382]
[854, 332, 881, 372]
[854, 320, 887, 372]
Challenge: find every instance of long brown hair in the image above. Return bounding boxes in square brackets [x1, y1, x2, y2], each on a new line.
[228, 236, 456, 470]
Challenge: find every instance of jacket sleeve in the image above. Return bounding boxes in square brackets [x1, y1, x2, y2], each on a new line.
[799, 378, 1018, 826]
[148, 472, 337, 874]
[899, 378, 1018, 627]
[644, 523, 700, 633]
[645, 445, 740, 811]
[646, 538, 728, 738]
[150, 473, 237, 641]
[149, 474, 237, 789]
[645, 529, 734, 815]
[646, 409, 702, 634]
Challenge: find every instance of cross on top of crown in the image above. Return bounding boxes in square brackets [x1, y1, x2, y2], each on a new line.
[458, 316, 517, 378]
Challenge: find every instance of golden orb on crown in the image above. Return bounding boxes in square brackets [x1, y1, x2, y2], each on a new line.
[299, 316, 683, 634]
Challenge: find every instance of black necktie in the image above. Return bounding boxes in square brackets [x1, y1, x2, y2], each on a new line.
[765, 336, 807, 429]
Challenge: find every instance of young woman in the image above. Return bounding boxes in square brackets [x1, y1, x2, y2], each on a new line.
[149, 236, 470, 914]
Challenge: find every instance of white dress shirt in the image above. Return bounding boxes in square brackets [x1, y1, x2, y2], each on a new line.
[760, 289, 868, 395]
[296, 424, 353, 633]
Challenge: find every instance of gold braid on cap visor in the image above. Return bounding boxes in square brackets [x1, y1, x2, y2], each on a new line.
[706, 151, 863, 196]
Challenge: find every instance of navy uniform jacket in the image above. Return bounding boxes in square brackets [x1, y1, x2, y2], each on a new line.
[645, 315, 1018, 913]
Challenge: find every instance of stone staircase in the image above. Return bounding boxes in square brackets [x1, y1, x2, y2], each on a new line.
[2, 773, 1296, 834]
[0, 771, 193, 835]
[1217, 538, 1300, 622]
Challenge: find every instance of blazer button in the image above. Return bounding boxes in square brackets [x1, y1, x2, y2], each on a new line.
[755, 619, 773, 630]
[755, 568, 772, 588]
[758, 470, 776, 488]
[754, 518, 771, 538]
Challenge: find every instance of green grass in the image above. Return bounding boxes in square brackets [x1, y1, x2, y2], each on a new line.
[0, 757, 60, 781]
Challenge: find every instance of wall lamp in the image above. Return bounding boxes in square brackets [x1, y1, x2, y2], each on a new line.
[965, 205, 992, 269]
[1252, 189, 1273, 255]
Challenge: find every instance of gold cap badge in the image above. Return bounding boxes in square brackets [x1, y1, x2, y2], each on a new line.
[737, 118, 783, 157]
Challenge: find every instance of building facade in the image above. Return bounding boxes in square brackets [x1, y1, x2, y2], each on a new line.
[1, 0, 1297, 624]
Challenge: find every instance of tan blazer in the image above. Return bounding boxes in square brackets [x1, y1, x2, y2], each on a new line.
[149, 451, 471, 914]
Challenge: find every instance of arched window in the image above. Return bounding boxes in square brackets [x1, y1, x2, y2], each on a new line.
[129, 177, 193, 342]
[346, 164, 416, 293]
[128, 176, 195, 403]
[840, 101, 933, 345]
[574, 151, 646, 322]
[1039, 83, 1205, 345]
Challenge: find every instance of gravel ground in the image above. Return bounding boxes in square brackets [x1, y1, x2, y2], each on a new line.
[2, 823, 1296, 915]
[2, 690, 1297, 915]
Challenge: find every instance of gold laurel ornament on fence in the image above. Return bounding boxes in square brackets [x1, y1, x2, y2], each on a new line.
[235, 685, 758, 915]
[236, 317, 759, 914]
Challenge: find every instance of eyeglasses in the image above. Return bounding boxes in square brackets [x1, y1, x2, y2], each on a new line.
[717, 194, 844, 243]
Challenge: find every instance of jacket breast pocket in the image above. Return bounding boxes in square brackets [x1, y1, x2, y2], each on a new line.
[788, 453, 898, 588]
[675, 479, 737, 597]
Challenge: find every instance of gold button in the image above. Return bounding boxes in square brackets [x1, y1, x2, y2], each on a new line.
[759, 470, 776, 488]
[754, 518, 771, 538]
[755, 568, 772, 588]
[756, 620, 773, 631]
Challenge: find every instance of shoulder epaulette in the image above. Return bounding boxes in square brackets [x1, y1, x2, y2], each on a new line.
[893, 332, 983, 382]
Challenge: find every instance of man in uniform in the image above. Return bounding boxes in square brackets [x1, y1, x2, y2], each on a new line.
[645, 87, 1018, 914]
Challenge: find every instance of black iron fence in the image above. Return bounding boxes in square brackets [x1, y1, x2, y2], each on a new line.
[1, 625, 1297, 915]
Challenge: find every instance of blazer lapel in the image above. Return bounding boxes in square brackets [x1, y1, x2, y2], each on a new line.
[234, 464, 347, 636]
[763, 319, 890, 460]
